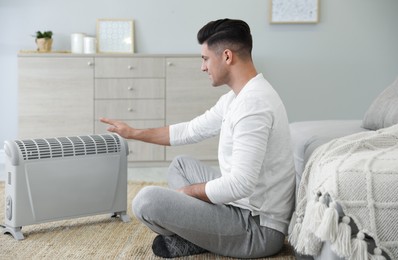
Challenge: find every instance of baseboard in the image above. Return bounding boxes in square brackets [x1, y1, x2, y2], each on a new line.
[0, 149, 4, 165]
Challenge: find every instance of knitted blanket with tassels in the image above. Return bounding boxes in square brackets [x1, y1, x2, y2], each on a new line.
[289, 124, 398, 260]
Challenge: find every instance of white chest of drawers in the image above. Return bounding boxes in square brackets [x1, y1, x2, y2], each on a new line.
[18, 53, 228, 163]
[94, 57, 166, 162]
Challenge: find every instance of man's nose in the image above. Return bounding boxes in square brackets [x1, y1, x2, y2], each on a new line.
[201, 63, 207, 72]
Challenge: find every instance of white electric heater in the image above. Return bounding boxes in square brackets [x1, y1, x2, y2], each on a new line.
[2, 133, 130, 240]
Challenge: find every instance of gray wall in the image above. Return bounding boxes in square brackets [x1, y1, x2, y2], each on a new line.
[1, 0, 398, 152]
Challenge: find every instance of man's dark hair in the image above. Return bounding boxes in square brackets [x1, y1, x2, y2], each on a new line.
[197, 18, 253, 59]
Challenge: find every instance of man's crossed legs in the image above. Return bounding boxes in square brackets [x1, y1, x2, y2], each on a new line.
[132, 156, 284, 258]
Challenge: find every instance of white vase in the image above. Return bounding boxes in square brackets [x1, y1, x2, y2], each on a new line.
[71, 33, 85, 53]
[83, 37, 96, 54]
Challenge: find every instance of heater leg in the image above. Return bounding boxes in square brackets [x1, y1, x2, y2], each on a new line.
[2, 226, 24, 240]
[112, 211, 130, 222]
[120, 212, 130, 223]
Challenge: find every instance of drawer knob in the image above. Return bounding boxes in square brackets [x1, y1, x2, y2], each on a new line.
[128, 108, 134, 112]
[87, 61, 94, 66]
[167, 62, 173, 67]
[127, 65, 134, 70]
[128, 87, 134, 91]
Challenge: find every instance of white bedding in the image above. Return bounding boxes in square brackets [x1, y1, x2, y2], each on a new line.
[289, 124, 398, 260]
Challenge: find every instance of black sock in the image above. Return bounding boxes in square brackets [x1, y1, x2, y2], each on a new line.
[152, 234, 208, 258]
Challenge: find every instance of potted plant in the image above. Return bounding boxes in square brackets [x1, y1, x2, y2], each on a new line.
[34, 31, 53, 52]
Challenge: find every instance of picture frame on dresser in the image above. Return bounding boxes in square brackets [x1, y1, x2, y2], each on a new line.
[96, 19, 135, 53]
[270, 0, 319, 24]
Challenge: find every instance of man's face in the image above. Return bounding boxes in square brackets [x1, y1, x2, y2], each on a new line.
[201, 43, 229, 87]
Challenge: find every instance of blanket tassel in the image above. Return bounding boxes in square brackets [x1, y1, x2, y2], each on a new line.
[293, 215, 323, 256]
[309, 194, 327, 233]
[295, 217, 309, 254]
[370, 248, 386, 260]
[288, 216, 302, 247]
[331, 216, 352, 258]
[351, 232, 368, 260]
[315, 201, 339, 242]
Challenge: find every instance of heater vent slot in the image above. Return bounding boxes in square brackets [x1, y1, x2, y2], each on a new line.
[15, 134, 121, 161]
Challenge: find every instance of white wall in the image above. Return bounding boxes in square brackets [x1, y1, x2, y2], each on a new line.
[1, 0, 398, 148]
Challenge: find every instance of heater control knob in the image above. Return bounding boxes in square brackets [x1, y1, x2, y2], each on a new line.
[6, 196, 12, 220]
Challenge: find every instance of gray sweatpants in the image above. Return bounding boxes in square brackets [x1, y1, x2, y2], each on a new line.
[132, 155, 285, 258]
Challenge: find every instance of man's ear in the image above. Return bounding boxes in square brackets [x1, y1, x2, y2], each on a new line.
[223, 49, 233, 64]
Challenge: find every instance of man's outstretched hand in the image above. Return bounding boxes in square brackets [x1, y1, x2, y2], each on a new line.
[100, 117, 170, 145]
[100, 117, 133, 139]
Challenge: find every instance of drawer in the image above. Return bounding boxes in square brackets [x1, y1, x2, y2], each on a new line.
[127, 141, 165, 161]
[95, 99, 165, 120]
[94, 119, 164, 133]
[95, 120, 165, 161]
[95, 79, 165, 99]
[95, 57, 165, 78]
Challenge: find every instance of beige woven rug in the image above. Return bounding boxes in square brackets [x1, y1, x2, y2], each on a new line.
[0, 181, 294, 259]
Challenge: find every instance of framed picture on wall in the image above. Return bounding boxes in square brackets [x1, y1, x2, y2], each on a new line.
[270, 0, 319, 24]
[97, 19, 134, 53]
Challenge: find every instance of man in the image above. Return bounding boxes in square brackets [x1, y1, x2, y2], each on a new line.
[100, 18, 295, 258]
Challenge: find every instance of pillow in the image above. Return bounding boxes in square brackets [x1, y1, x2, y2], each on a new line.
[362, 77, 398, 130]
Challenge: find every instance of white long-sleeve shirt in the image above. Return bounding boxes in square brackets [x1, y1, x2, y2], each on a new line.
[169, 74, 295, 234]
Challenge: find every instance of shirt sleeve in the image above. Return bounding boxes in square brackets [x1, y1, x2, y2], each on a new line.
[205, 97, 274, 204]
[169, 93, 228, 146]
